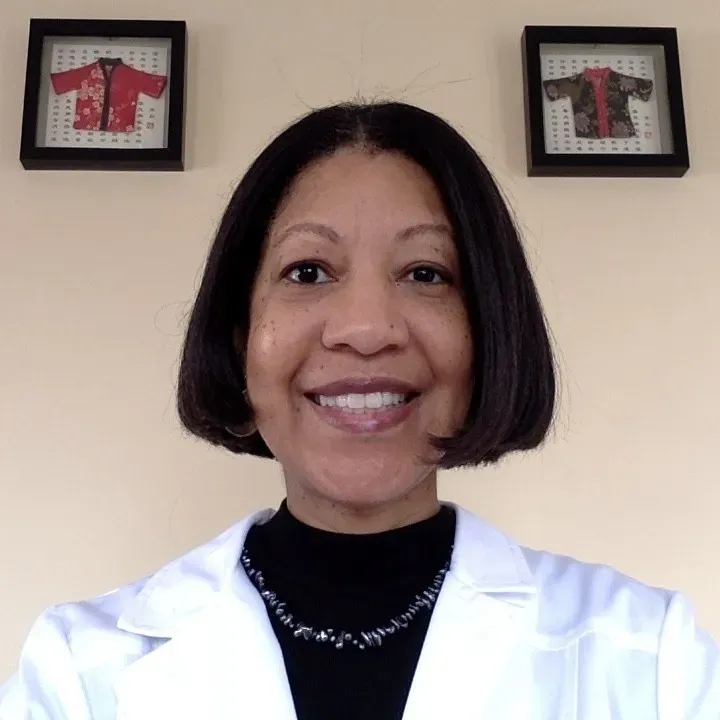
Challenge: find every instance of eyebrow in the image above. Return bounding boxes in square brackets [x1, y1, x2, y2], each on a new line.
[271, 221, 453, 249]
[396, 222, 453, 242]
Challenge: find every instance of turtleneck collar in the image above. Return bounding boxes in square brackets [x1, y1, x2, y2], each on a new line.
[251, 500, 454, 585]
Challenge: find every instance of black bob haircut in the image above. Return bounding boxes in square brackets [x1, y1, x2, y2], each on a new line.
[177, 101, 557, 468]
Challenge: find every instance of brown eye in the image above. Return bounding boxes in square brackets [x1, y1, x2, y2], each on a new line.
[408, 266, 448, 284]
[285, 263, 330, 284]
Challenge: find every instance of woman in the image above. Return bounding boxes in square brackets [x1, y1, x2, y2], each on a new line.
[1, 101, 717, 719]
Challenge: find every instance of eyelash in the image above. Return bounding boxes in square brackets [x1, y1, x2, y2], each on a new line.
[281, 262, 453, 286]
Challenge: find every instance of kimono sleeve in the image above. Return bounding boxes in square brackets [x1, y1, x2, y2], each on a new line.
[542, 74, 580, 102]
[617, 72, 654, 102]
[50, 65, 91, 95]
[0, 608, 92, 720]
[631, 77, 654, 102]
[134, 68, 168, 99]
[656, 592, 720, 719]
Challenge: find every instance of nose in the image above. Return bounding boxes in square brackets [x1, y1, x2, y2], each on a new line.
[321, 273, 410, 356]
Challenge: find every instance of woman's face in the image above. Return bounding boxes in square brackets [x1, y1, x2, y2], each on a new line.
[245, 148, 473, 530]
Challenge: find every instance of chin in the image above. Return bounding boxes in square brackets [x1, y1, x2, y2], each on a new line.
[307, 461, 435, 511]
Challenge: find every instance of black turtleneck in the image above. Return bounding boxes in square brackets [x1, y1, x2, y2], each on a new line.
[241, 501, 456, 720]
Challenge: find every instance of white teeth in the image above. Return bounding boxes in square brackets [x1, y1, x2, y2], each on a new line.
[316, 392, 409, 412]
[347, 393, 365, 409]
[365, 392, 383, 409]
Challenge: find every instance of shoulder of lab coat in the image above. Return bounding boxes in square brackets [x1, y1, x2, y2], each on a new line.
[521, 546, 720, 716]
[0, 505, 717, 719]
[0, 509, 274, 720]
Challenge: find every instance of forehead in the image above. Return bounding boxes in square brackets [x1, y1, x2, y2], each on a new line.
[271, 149, 449, 227]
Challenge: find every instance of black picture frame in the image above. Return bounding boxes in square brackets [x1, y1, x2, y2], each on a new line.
[521, 26, 690, 178]
[20, 18, 187, 171]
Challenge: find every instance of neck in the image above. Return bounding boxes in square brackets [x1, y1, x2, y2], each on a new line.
[284, 475, 440, 534]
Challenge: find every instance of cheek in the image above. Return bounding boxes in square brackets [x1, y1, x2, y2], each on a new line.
[245, 290, 283, 397]
[429, 309, 473, 430]
[249, 318, 280, 362]
[245, 293, 314, 400]
[429, 304, 473, 382]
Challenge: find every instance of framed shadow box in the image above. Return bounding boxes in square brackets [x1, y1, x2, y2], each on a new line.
[521, 26, 690, 177]
[20, 18, 187, 171]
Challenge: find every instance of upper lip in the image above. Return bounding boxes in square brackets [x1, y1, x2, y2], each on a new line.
[305, 378, 421, 396]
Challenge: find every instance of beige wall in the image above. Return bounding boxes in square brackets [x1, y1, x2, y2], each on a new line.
[2, 0, 719, 679]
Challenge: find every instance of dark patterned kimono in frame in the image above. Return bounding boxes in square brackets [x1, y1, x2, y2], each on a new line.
[543, 67, 654, 140]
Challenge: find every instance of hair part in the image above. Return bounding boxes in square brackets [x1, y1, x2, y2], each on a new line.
[177, 100, 557, 468]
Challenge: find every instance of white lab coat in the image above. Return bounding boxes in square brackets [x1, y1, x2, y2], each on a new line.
[0, 504, 718, 719]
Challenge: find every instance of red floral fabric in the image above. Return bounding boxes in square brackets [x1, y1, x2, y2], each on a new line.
[50, 59, 167, 133]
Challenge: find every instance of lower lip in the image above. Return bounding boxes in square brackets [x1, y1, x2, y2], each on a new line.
[307, 396, 418, 434]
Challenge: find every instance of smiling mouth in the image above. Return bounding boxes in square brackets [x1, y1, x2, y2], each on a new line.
[308, 391, 420, 413]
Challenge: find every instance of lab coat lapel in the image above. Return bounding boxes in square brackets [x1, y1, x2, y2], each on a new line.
[114, 591, 297, 720]
[114, 509, 298, 720]
[402, 506, 538, 720]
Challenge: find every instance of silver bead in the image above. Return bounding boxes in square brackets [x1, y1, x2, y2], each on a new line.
[293, 625, 313, 640]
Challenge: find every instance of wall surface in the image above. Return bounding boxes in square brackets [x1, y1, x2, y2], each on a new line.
[1, 0, 719, 679]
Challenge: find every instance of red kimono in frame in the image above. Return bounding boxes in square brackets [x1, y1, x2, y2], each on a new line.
[50, 58, 167, 133]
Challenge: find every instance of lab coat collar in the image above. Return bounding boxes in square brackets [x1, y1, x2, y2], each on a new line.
[114, 504, 538, 719]
[117, 503, 535, 638]
[117, 508, 274, 638]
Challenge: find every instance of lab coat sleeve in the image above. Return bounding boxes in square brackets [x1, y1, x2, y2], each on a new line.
[657, 592, 720, 719]
[0, 608, 91, 720]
